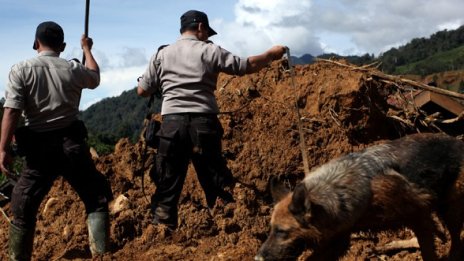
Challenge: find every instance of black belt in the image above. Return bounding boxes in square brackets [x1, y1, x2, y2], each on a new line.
[162, 113, 216, 121]
[31, 120, 86, 140]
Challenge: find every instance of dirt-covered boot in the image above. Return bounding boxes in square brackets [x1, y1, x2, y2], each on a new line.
[9, 223, 34, 261]
[86, 212, 110, 257]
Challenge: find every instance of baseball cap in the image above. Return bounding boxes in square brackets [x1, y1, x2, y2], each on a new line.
[180, 10, 217, 37]
[33, 21, 64, 50]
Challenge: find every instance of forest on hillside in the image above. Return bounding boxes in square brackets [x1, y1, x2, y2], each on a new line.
[79, 89, 161, 154]
[378, 25, 464, 75]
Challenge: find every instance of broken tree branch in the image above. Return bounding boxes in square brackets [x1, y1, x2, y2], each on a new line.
[369, 71, 464, 100]
[317, 58, 464, 100]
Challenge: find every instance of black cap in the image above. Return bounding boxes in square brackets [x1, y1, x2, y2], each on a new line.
[33, 21, 64, 50]
[180, 10, 217, 37]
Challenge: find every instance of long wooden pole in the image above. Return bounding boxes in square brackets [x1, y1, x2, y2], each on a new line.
[82, 0, 90, 65]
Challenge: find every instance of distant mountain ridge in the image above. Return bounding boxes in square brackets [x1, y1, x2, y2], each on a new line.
[290, 53, 315, 65]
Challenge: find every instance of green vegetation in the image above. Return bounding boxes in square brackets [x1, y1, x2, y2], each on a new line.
[459, 80, 464, 94]
[79, 88, 161, 155]
[378, 25, 464, 75]
[393, 45, 464, 76]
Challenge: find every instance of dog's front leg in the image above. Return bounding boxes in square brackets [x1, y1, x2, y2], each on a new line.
[306, 233, 350, 261]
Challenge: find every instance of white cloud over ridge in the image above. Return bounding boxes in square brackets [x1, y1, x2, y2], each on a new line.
[80, 65, 144, 110]
[215, 0, 464, 57]
[215, 0, 322, 57]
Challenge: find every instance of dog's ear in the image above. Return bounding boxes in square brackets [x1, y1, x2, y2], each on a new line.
[289, 183, 313, 225]
[269, 176, 290, 203]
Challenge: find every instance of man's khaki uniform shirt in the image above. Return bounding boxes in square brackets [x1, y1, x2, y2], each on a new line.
[4, 51, 100, 132]
[139, 35, 248, 115]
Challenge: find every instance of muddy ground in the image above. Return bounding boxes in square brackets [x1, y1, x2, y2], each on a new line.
[0, 59, 458, 260]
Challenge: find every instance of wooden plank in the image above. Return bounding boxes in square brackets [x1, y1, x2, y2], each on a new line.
[413, 91, 464, 116]
[429, 92, 464, 116]
[413, 91, 431, 108]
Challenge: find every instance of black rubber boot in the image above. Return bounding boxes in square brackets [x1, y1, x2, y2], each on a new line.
[9, 223, 34, 261]
[86, 212, 110, 257]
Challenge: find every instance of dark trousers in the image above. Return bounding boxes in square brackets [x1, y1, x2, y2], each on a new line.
[11, 121, 113, 230]
[150, 114, 234, 228]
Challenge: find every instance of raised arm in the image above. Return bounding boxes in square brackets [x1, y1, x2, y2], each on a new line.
[81, 34, 100, 73]
[246, 45, 287, 74]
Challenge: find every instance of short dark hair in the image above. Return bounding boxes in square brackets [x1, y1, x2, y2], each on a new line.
[180, 22, 199, 34]
[33, 21, 64, 50]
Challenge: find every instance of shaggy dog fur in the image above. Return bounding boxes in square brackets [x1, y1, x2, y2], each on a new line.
[255, 133, 464, 261]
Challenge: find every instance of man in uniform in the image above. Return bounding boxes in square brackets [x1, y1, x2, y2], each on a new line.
[0, 21, 113, 260]
[137, 10, 286, 232]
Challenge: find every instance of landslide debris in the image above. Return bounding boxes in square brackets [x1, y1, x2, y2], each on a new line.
[0, 59, 458, 260]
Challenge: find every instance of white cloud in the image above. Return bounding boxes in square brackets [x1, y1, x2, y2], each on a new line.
[213, 0, 464, 57]
[100, 66, 143, 96]
[312, 0, 464, 55]
[437, 20, 462, 31]
[79, 65, 145, 110]
[67, 47, 150, 110]
[214, 0, 322, 57]
[120, 47, 148, 67]
[79, 97, 103, 111]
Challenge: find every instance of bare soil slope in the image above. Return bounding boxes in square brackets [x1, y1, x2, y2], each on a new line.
[0, 60, 455, 260]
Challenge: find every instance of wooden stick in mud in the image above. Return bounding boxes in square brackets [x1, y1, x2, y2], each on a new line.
[287, 48, 311, 176]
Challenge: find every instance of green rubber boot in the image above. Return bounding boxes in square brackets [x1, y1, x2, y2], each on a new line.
[9, 223, 34, 261]
[86, 212, 110, 257]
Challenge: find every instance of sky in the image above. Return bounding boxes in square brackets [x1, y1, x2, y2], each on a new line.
[1, 0, 464, 110]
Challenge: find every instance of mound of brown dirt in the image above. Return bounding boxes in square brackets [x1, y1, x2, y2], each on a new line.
[0, 60, 453, 260]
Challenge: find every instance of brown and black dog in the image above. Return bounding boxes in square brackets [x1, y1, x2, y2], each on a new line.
[255, 133, 464, 261]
